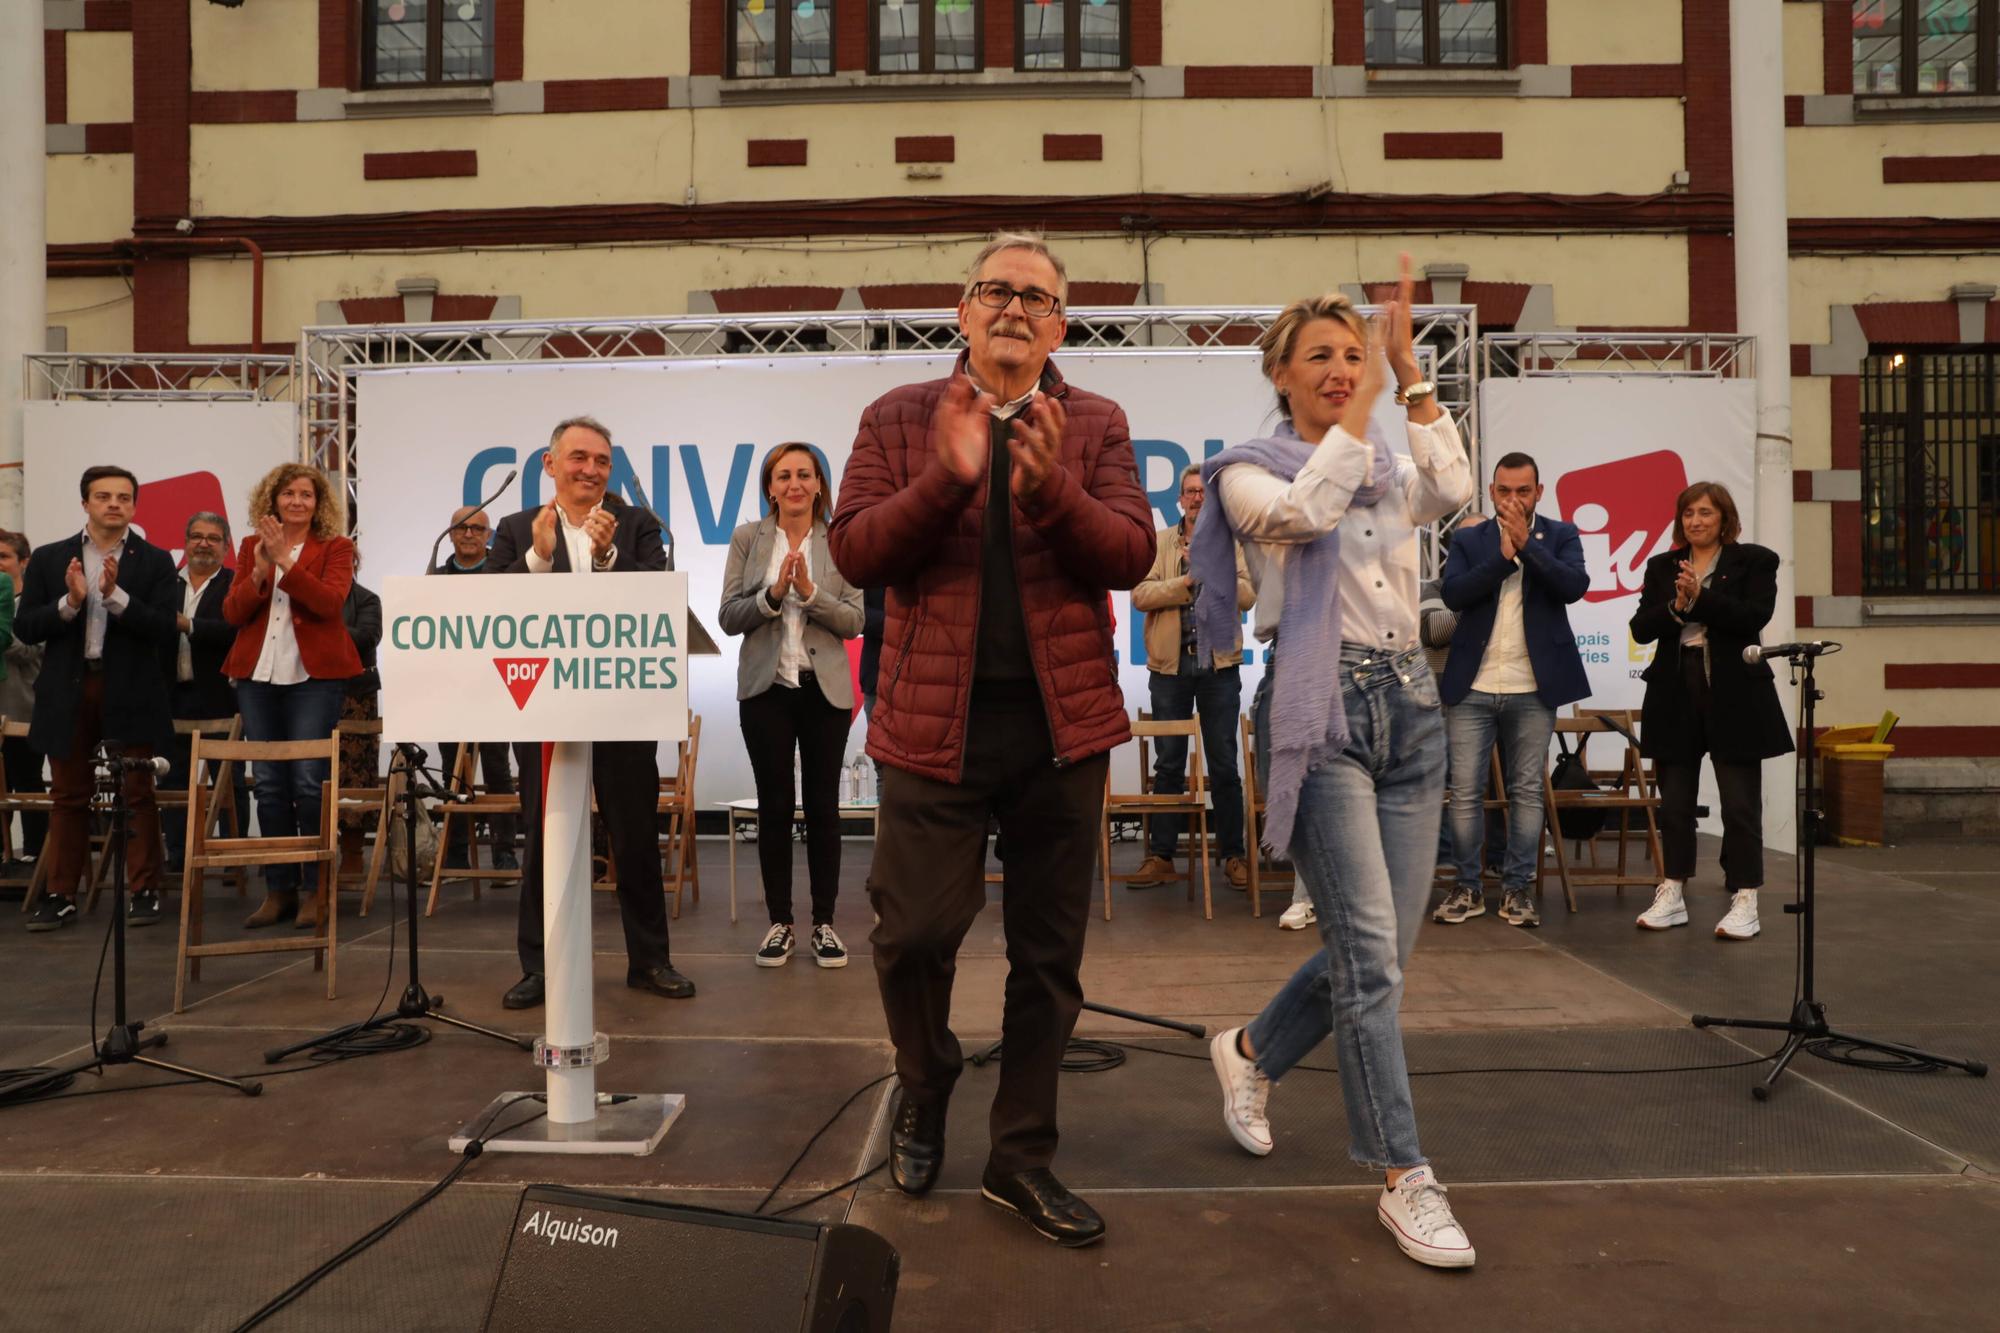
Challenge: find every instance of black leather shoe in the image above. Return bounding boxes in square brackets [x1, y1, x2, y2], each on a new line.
[626, 963, 696, 999]
[980, 1166, 1106, 1248]
[501, 973, 544, 1009]
[888, 1090, 947, 1196]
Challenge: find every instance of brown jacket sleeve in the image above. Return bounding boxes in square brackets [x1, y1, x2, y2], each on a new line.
[829, 397, 976, 588]
[1018, 401, 1155, 591]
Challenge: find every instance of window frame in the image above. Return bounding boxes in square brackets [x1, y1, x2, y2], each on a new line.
[1859, 346, 2000, 597]
[726, 0, 840, 80]
[1363, 0, 1509, 71]
[1852, 0, 1999, 98]
[870, 0, 986, 75]
[1013, 0, 1132, 74]
[360, 0, 495, 91]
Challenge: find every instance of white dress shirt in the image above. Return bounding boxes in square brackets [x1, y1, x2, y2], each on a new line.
[55, 531, 133, 660]
[1469, 561, 1538, 694]
[524, 505, 608, 575]
[1217, 414, 1473, 652]
[759, 534, 815, 687]
[249, 544, 309, 685]
[176, 569, 218, 683]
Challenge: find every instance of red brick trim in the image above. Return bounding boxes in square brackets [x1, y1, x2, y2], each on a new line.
[363, 150, 479, 181]
[983, 0, 1015, 69]
[494, 0, 526, 81]
[1069, 282, 1144, 304]
[1854, 302, 1958, 343]
[1886, 663, 2000, 690]
[132, 0, 191, 352]
[691, 0, 724, 77]
[44, 31, 66, 126]
[1791, 343, 1813, 376]
[896, 135, 955, 163]
[1884, 726, 2000, 758]
[1785, 94, 1806, 125]
[339, 293, 499, 322]
[1822, 0, 1853, 96]
[859, 283, 964, 309]
[83, 1, 132, 31]
[1883, 155, 2000, 184]
[747, 139, 808, 167]
[1184, 66, 1314, 98]
[1513, 0, 1548, 65]
[543, 78, 672, 113]
[83, 123, 134, 154]
[1795, 595, 1815, 628]
[1830, 499, 1862, 595]
[1687, 231, 1736, 333]
[1682, 0, 1733, 194]
[1132, 0, 1163, 66]
[1332, 0, 1363, 65]
[1828, 375, 1859, 468]
[190, 91, 299, 124]
[1571, 65, 1687, 97]
[1044, 134, 1104, 162]
[1793, 471, 1813, 501]
[836, 0, 867, 72]
[1383, 132, 1503, 160]
[319, 0, 356, 88]
[709, 287, 846, 314]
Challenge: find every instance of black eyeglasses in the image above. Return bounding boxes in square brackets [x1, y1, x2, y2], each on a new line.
[453, 522, 491, 536]
[968, 281, 1062, 319]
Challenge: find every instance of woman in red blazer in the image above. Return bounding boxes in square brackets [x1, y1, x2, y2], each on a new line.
[223, 462, 362, 930]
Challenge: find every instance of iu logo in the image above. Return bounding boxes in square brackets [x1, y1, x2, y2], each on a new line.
[1555, 451, 1689, 603]
[130, 471, 233, 570]
[494, 657, 550, 710]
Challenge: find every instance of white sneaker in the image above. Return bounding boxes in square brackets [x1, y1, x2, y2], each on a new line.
[1636, 882, 1689, 930]
[1209, 1028, 1273, 1157]
[1278, 901, 1316, 931]
[1377, 1166, 1475, 1269]
[1715, 889, 1760, 940]
[755, 923, 794, 967]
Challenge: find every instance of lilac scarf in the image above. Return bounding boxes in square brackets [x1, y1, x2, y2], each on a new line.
[1190, 419, 1397, 856]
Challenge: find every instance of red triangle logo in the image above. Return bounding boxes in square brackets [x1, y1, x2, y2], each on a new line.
[494, 657, 550, 710]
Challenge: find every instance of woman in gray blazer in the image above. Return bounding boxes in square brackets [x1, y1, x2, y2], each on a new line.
[719, 443, 864, 970]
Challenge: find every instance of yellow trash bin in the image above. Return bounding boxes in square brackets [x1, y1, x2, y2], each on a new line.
[1823, 742, 1895, 847]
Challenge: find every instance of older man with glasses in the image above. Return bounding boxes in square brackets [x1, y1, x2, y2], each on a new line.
[425, 504, 518, 870]
[163, 512, 249, 873]
[831, 231, 1154, 1248]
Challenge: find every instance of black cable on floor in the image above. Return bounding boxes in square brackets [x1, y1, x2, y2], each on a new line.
[1802, 1038, 1949, 1074]
[228, 1092, 547, 1333]
[752, 1072, 895, 1217]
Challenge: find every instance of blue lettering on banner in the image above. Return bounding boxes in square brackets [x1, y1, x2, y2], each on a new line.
[679, 443, 754, 544]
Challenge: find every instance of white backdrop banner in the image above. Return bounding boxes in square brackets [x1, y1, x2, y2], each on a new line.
[22, 400, 296, 565]
[354, 353, 1413, 803]
[1477, 377, 1758, 711]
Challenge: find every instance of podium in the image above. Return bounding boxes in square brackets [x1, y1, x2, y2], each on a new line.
[380, 572, 702, 1155]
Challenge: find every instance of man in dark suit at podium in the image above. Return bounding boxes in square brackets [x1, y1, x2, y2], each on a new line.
[486, 415, 694, 1008]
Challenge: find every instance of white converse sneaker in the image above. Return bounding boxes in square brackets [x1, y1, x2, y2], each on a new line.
[1715, 889, 1761, 940]
[1636, 882, 1689, 930]
[1209, 1027, 1273, 1157]
[754, 923, 795, 967]
[1377, 1166, 1475, 1269]
[1277, 900, 1316, 931]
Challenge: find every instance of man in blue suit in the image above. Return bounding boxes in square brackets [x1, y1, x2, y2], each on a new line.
[1437, 453, 1590, 928]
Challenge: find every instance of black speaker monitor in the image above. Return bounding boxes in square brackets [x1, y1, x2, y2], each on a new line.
[484, 1185, 899, 1333]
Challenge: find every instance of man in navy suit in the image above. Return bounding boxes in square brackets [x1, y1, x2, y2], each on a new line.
[1437, 452, 1590, 928]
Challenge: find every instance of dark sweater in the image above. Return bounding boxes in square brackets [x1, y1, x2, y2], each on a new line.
[973, 411, 1033, 686]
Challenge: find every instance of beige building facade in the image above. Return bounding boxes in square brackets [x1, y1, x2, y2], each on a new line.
[38, 0, 2000, 827]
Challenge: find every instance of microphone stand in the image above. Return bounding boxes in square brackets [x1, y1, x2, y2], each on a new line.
[14, 746, 260, 1100]
[1692, 648, 1986, 1097]
[264, 746, 530, 1062]
[427, 468, 519, 574]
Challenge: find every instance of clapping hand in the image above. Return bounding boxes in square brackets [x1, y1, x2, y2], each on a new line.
[99, 553, 119, 596]
[256, 514, 288, 567]
[64, 558, 88, 608]
[1497, 501, 1530, 560]
[934, 375, 996, 488]
[584, 505, 616, 565]
[1008, 393, 1066, 504]
[789, 550, 815, 601]
[1383, 252, 1422, 389]
[1674, 560, 1701, 612]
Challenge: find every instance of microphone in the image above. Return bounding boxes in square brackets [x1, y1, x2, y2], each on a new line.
[96, 755, 171, 777]
[617, 468, 673, 571]
[427, 468, 519, 574]
[1743, 641, 1836, 664]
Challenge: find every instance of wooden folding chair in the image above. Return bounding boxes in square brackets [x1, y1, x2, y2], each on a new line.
[1240, 711, 1293, 918]
[655, 715, 702, 919]
[1101, 717, 1213, 920]
[426, 739, 524, 916]
[148, 716, 247, 912]
[332, 718, 404, 916]
[174, 733, 342, 1012]
[1540, 713, 1665, 912]
[0, 717, 56, 904]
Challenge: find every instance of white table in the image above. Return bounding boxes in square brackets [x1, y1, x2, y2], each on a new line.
[719, 797, 879, 924]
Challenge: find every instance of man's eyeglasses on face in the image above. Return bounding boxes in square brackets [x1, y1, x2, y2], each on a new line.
[453, 523, 490, 536]
[186, 534, 224, 545]
[968, 281, 1062, 320]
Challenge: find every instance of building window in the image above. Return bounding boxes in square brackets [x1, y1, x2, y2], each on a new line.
[1017, 0, 1129, 71]
[1364, 0, 1505, 69]
[1860, 348, 2000, 595]
[1851, 0, 1999, 97]
[873, 0, 982, 73]
[362, 0, 494, 88]
[729, 0, 837, 78]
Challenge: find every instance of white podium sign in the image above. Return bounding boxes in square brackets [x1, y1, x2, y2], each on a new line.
[380, 572, 689, 745]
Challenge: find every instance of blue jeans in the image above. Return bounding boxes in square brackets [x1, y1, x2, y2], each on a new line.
[1245, 643, 1445, 1171]
[1447, 690, 1555, 895]
[1146, 658, 1245, 860]
[235, 677, 348, 893]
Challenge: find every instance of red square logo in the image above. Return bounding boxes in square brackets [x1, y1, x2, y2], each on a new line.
[1555, 450, 1689, 603]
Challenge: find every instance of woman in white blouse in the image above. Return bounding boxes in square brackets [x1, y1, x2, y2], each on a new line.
[719, 443, 864, 971]
[1192, 259, 1479, 1269]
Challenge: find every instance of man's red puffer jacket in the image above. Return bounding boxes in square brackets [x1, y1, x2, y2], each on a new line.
[829, 355, 1155, 783]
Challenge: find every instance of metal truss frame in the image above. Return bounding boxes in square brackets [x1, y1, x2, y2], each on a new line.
[25, 353, 295, 403]
[1479, 332, 1756, 380]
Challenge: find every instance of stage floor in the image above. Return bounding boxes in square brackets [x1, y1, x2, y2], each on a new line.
[1, 833, 1994, 1332]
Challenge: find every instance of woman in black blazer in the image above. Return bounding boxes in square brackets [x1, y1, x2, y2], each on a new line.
[1630, 482, 1792, 941]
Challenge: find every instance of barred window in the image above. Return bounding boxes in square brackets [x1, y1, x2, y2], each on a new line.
[1017, 0, 1129, 72]
[1860, 348, 2000, 595]
[362, 0, 493, 88]
[729, 0, 837, 78]
[874, 0, 982, 73]
[1364, 0, 1505, 69]
[1852, 0, 1999, 97]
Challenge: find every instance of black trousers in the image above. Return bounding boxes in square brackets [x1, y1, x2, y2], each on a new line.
[741, 677, 852, 927]
[3, 734, 47, 861]
[514, 740, 670, 976]
[438, 740, 517, 855]
[869, 691, 1107, 1175]
[1657, 650, 1765, 890]
[162, 726, 251, 866]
